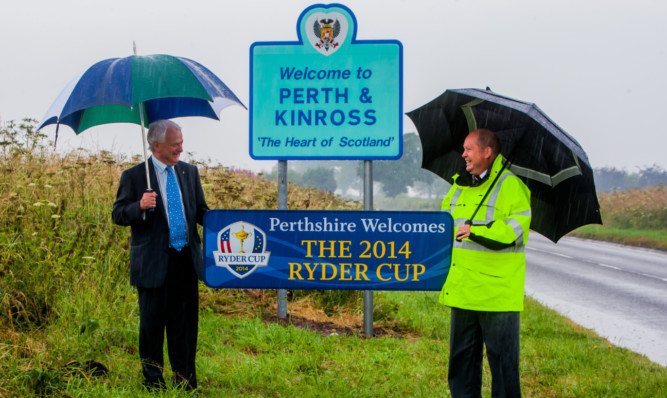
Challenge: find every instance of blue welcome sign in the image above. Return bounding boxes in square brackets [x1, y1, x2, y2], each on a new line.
[250, 3, 403, 160]
[203, 210, 453, 291]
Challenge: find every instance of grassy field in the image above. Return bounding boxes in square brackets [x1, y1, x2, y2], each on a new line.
[570, 225, 667, 251]
[0, 121, 665, 397]
[568, 185, 666, 250]
[4, 291, 666, 397]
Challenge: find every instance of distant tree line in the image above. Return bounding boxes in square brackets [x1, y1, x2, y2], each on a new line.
[262, 133, 450, 199]
[594, 165, 667, 192]
[263, 133, 666, 196]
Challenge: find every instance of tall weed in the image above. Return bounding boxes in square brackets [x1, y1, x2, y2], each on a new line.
[597, 186, 666, 230]
[0, 119, 362, 394]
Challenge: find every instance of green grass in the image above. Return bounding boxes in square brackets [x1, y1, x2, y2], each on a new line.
[3, 290, 665, 397]
[567, 185, 666, 251]
[569, 225, 667, 251]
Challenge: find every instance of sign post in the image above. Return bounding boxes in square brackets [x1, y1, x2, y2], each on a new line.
[249, 3, 404, 332]
[277, 160, 288, 318]
[363, 160, 373, 335]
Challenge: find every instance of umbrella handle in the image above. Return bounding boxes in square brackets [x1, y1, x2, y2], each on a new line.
[455, 220, 472, 242]
[145, 189, 155, 213]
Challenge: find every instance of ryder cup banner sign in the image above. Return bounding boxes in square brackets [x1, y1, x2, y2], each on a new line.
[250, 3, 403, 160]
[203, 210, 453, 291]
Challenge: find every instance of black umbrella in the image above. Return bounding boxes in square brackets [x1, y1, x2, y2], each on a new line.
[406, 88, 602, 243]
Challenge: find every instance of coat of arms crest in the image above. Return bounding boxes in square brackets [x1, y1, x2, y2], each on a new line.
[314, 18, 341, 51]
[305, 12, 348, 56]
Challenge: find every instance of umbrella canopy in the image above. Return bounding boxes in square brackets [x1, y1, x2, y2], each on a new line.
[38, 53, 245, 191]
[407, 88, 602, 243]
[39, 54, 246, 133]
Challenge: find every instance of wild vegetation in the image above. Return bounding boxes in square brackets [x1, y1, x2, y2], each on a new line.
[1, 120, 665, 397]
[569, 185, 666, 250]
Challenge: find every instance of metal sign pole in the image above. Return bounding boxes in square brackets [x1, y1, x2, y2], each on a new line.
[277, 160, 288, 318]
[363, 160, 374, 336]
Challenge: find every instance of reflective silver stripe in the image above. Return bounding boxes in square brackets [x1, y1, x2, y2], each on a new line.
[454, 218, 468, 227]
[507, 218, 524, 241]
[449, 187, 462, 212]
[513, 209, 532, 217]
[509, 210, 531, 243]
[485, 172, 512, 223]
[454, 239, 526, 253]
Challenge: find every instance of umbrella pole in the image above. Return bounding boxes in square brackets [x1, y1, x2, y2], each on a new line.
[139, 103, 152, 191]
[53, 123, 60, 150]
[466, 157, 510, 224]
[134, 41, 152, 191]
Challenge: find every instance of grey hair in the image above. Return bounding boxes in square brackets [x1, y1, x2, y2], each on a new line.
[147, 120, 181, 152]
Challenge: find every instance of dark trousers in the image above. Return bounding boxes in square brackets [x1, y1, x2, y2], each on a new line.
[137, 247, 199, 390]
[448, 308, 521, 398]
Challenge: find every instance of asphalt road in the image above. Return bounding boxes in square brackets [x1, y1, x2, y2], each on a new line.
[524, 233, 667, 367]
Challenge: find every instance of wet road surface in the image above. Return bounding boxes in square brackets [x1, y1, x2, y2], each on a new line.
[524, 234, 667, 366]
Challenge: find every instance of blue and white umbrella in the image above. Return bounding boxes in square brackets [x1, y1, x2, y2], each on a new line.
[39, 50, 246, 189]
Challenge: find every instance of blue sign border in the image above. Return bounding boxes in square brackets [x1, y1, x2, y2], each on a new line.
[203, 209, 452, 291]
[249, 3, 404, 160]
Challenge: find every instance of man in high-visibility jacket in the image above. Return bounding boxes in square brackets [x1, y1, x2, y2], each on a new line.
[439, 128, 531, 398]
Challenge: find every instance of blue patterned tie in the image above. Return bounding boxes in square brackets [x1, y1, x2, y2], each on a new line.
[166, 166, 187, 251]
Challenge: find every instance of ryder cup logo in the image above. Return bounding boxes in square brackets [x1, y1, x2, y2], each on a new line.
[213, 221, 270, 279]
[305, 11, 348, 56]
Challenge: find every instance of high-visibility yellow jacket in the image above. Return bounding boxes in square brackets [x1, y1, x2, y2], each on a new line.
[439, 155, 531, 312]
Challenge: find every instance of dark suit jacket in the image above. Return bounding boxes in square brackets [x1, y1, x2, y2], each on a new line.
[112, 157, 209, 288]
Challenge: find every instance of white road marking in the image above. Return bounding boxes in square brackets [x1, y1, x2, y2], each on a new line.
[639, 273, 667, 282]
[594, 264, 665, 282]
[553, 253, 573, 259]
[528, 241, 667, 282]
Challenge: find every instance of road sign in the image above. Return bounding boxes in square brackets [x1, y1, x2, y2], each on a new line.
[204, 210, 453, 291]
[250, 3, 403, 160]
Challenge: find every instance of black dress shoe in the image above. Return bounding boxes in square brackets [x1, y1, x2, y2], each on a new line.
[173, 373, 197, 392]
[142, 378, 167, 392]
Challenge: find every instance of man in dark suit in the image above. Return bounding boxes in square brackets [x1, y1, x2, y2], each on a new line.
[112, 119, 209, 392]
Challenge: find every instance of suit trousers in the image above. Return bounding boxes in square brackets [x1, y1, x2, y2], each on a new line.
[448, 307, 521, 398]
[137, 247, 199, 390]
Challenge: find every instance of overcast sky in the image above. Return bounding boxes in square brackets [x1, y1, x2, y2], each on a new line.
[1, 0, 665, 172]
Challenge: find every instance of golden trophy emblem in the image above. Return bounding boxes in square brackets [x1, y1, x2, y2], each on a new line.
[232, 225, 252, 253]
